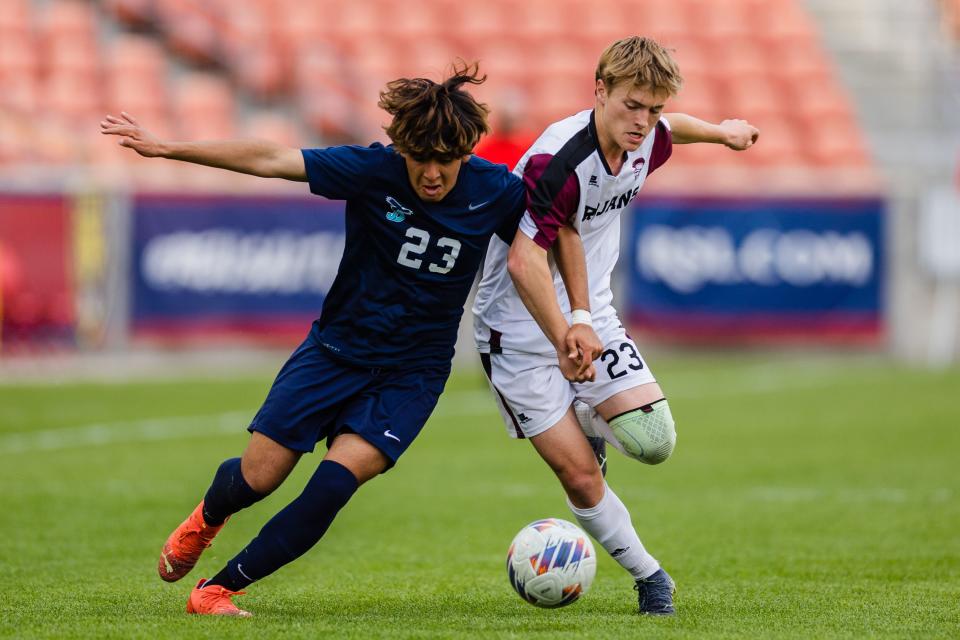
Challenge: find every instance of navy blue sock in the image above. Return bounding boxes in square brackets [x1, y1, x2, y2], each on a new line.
[206, 460, 359, 591]
[202, 458, 265, 526]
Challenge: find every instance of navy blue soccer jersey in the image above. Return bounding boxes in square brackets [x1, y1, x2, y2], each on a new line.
[301, 143, 525, 368]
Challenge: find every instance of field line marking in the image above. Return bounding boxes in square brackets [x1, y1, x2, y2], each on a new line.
[0, 369, 844, 455]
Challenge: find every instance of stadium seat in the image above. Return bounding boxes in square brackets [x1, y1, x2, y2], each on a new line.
[44, 72, 103, 126]
[379, 0, 443, 40]
[101, 0, 155, 28]
[41, 0, 98, 42]
[230, 41, 290, 100]
[243, 111, 302, 147]
[173, 72, 236, 139]
[0, 32, 38, 81]
[107, 34, 169, 80]
[154, 0, 219, 65]
[0, 72, 40, 114]
[737, 121, 805, 167]
[805, 120, 871, 167]
[726, 77, 789, 123]
[668, 75, 724, 124]
[45, 37, 101, 79]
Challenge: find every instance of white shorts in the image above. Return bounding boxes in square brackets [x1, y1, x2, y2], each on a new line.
[479, 326, 657, 438]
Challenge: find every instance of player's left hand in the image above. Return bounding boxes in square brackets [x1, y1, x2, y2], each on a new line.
[563, 324, 603, 383]
[720, 119, 759, 151]
[99, 112, 166, 158]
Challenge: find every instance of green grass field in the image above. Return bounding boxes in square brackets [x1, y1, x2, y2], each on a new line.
[1, 354, 958, 639]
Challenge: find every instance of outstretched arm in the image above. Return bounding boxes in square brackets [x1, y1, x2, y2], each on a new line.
[507, 230, 595, 383]
[99, 112, 307, 181]
[664, 113, 759, 150]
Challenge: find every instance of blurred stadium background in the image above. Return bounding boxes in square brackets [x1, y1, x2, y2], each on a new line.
[2, 3, 960, 636]
[0, 0, 958, 372]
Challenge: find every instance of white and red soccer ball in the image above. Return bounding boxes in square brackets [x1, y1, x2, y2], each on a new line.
[506, 518, 596, 608]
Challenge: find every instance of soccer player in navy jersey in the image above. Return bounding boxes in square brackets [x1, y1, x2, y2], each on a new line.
[100, 63, 573, 617]
[474, 37, 759, 615]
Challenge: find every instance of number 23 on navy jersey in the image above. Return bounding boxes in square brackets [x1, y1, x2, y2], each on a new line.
[301, 143, 525, 367]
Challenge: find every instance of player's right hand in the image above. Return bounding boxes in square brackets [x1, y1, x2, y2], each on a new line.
[558, 352, 594, 383]
[100, 112, 165, 158]
[560, 324, 603, 383]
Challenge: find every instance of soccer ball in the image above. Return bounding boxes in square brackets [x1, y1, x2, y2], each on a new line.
[506, 518, 596, 608]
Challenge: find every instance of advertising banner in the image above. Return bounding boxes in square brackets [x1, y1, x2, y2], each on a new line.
[0, 195, 74, 349]
[625, 197, 885, 343]
[132, 195, 345, 342]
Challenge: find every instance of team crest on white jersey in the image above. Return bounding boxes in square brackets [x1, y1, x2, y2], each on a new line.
[632, 157, 646, 177]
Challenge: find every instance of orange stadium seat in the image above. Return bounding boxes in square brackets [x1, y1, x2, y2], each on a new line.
[334, 1, 383, 42]
[471, 37, 531, 87]
[108, 34, 169, 80]
[804, 120, 871, 167]
[230, 40, 291, 100]
[537, 39, 593, 81]
[45, 37, 101, 79]
[0, 112, 29, 165]
[509, 0, 569, 40]
[0, 72, 39, 114]
[44, 71, 103, 125]
[529, 74, 595, 129]
[275, 2, 343, 55]
[663, 36, 714, 79]
[687, 0, 755, 43]
[668, 76, 724, 124]
[0, 32, 38, 81]
[750, 0, 822, 49]
[299, 82, 356, 142]
[295, 43, 346, 91]
[155, 0, 219, 65]
[738, 121, 806, 167]
[791, 82, 857, 128]
[41, 0, 98, 42]
[576, 6, 629, 49]
[726, 77, 789, 123]
[447, 3, 512, 41]
[0, 0, 874, 180]
[105, 74, 168, 118]
[636, 0, 690, 42]
[712, 41, 772, 78]
[243, 111, 302, 147]
[101, 0, 155, 28]
[173, 72, 236, 140]
[379, 0, 443, 40]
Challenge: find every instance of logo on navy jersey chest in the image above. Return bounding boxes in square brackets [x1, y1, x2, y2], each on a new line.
[583, 186, 640, 222]
[385, 196, 413, 222]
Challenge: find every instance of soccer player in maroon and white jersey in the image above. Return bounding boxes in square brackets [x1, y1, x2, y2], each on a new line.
[473, 36, 758, 615]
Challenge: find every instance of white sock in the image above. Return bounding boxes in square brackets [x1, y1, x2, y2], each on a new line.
[568, 484, 660, 580]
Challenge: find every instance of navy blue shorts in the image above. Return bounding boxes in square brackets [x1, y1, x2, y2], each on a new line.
[248, 337, 450, 467]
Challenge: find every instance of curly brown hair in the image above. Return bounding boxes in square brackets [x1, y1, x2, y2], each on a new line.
[378, 61, 490, 162]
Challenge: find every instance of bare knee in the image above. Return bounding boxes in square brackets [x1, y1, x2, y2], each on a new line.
[557, 466, 604, 509]
[241, 432, 302, 494]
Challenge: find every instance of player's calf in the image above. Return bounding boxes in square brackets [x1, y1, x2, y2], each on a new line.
[609, 400, 676, 465]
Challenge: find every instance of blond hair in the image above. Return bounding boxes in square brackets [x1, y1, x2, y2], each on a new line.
[595, 36, 683, 96]
[378, 61, 490, 162]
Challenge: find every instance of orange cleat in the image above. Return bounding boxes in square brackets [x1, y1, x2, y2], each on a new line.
[158, 501, 226, 582]
[186, 579, 252, 617]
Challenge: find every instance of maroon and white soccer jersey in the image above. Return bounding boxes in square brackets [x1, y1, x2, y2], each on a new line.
[473, 109, 673, 356]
